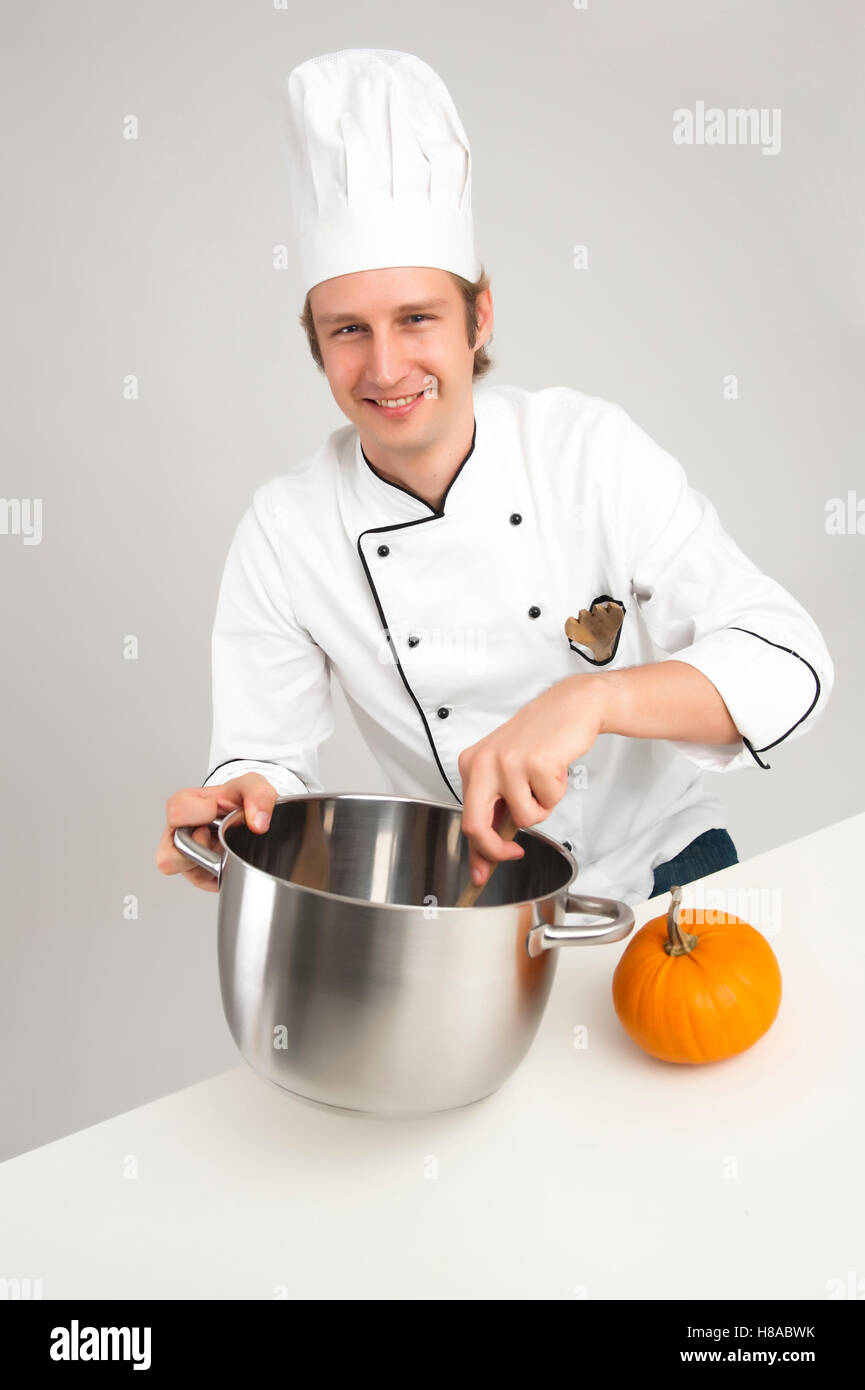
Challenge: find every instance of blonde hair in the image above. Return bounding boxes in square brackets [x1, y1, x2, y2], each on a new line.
[299, 265, 494, 381]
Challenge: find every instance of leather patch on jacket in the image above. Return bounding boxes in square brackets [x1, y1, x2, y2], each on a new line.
[565, 595, 626, 665]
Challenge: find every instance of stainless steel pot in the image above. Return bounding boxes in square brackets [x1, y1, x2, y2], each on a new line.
[174, 794, 634, 1117]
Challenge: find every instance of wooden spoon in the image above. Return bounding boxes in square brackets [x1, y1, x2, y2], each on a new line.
[455, 811, 519, 908]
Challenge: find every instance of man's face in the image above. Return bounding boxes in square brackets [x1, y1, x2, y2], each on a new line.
[308, 266, 491, 455]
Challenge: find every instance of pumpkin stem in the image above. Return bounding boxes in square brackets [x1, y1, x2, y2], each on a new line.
[664, 884, 699, 957]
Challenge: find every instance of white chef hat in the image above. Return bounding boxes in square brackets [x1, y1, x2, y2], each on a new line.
[281, 48, 482, 298]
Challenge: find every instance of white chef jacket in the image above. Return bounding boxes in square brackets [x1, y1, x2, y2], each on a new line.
[201, 383, 833, 905]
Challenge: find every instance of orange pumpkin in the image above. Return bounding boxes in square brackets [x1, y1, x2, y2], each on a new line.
[611, 884, 782, 1064]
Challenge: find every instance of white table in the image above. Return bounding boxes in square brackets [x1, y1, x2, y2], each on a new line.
[2, 812, 863, 1300]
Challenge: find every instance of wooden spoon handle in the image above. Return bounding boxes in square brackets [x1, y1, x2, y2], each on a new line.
[455, 811, 519, 908]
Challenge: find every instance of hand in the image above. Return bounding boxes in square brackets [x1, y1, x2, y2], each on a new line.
[156, 772, 278, 893]
[457, 674, 603, 887]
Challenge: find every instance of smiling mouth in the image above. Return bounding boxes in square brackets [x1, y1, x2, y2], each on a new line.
[365, 389, 426, 408]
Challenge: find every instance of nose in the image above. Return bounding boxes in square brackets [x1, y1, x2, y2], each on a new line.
[365, 326, 412, 393]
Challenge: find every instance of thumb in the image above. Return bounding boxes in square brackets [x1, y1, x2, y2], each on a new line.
[245, 786, 278, 834]
[250, 804, 272, 833]
[219, 774, 278, 833]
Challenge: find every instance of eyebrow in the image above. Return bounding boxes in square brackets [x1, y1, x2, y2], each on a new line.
[316, 297, 451, 326]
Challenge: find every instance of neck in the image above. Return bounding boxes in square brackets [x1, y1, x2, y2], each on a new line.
[360, 394, 475, 511]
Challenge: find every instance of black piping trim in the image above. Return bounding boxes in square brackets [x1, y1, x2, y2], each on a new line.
[355, 419, 478, 803]
[742, 739, 771, 770]
[566, 594, 627, 667]
[360, 419, 476, 518]
[726, 626, 822, 771]
[202, 758, 308, 790]
[361, 446, 439, 514]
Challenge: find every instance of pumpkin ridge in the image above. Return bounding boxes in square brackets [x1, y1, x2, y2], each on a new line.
[649, 951, 678, 1050]
[690, 925, 749, 1055]
[625, 948, 664, 1043]
[725, 980, 764, 1047]
[728, 948, 782, 1031]
[674, 952, 711, 1062]
[705, 977, 744, 1056]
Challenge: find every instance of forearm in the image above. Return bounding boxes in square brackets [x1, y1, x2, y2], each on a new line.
[586, 660, 742, 745]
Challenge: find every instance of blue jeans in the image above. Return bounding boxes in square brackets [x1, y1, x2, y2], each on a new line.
[649, 828, 739, 899]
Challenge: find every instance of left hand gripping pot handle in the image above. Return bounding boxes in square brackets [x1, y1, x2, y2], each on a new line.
[173, 815, 229, 886]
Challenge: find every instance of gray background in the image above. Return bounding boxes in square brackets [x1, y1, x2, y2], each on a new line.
[1, 0, 861, 1162]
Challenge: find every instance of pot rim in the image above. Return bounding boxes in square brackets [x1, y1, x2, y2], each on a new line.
[216, 790, 579, 913]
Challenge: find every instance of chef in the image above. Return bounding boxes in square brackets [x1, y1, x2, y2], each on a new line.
[190, 48, 833, 907]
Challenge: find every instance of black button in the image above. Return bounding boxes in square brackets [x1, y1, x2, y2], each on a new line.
[407, 635, 420, 648]
[377, 544, 390, 557]
[528, 605, 541, 618]
[563, 841, 573, 852]
[436, 707, 450, 719]
[509, 513, 522, 526]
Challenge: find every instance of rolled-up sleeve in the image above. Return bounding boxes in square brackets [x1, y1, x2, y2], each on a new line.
[201, 481, 334, 797]
[609, 406, 834, 772]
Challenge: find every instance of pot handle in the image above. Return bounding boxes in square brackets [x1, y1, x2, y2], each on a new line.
[173, 815, 229, 887]
[527, 891, 634, 956]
